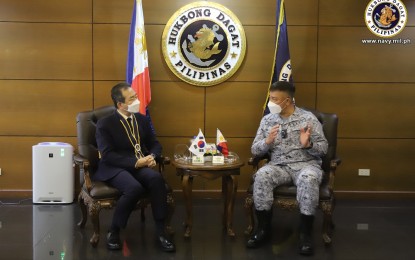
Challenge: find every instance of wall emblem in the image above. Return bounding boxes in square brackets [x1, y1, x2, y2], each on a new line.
[365, 0, 407, 38]
[162, 2, 246, 86]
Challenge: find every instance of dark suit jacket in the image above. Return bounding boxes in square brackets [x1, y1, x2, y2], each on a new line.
[94, 110, 162, 181]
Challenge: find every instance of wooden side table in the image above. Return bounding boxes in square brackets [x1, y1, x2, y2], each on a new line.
[172, 158, 244, 238]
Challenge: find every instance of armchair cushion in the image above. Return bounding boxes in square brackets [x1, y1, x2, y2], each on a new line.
[246, 181, 331, 200]
[274, 184, 331, 200]
[84, 178, 173, 200]
[85, 181, 120, 200]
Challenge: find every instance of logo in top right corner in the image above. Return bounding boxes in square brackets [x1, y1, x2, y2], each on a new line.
[365, 0, 408, 38]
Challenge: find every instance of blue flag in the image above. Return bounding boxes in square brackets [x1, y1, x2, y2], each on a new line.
[263, 0, 293, 115]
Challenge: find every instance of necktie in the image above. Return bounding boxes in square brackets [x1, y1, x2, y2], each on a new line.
[127, 118, 133, 129]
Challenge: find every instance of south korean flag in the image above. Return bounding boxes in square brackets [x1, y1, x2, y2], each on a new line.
[189, 129, 206, 156]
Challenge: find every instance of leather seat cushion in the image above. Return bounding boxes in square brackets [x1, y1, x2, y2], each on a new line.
[247, 183, 332, 200]
[274, 183, 332, 200]
[86, 181, 120, 199]
[85, 181, 173, 200]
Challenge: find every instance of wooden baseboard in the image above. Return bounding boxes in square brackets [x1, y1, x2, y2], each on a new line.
[334, 190, 415, 199]
[172, 190, 249, 199]
[174, 190, 415, 200]
[0, 190, 32, 199]
[2, 189, 415, 200]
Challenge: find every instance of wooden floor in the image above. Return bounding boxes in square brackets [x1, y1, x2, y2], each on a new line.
[0, 196, 414, 260]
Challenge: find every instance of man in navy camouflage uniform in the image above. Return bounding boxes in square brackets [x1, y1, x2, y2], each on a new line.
[246, 81, 328, 255]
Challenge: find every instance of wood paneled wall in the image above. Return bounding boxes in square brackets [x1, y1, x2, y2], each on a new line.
[1, 0, 414, 196]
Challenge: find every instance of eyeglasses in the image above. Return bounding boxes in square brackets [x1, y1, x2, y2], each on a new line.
[281, 129, 287, 139]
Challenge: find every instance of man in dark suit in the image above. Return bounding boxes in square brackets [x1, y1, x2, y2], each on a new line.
[94, 82, 175, 252]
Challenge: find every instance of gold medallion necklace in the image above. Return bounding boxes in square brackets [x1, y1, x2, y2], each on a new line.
[120, 116, 144, 159]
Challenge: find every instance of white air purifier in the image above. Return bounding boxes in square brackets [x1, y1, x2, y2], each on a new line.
[32, 142, 74, 204]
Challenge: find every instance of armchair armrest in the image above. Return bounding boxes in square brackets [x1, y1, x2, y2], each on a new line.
[162, 156, 170, 165]
[73, 154, 93, 192]
[327, 157, 341, 191]
[248, 157, 255, 166]
[74, 153, 88, 166]
[248, 155, 269, 172]
[330, 157, 342, 172]
[157, 155, 170, 173]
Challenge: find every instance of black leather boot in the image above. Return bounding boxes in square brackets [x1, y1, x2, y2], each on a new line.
[106, 230, 121, 250]
[246, 210, 272, 248]
[299, 214, 314, 255]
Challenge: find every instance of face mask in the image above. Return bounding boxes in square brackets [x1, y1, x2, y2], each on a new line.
[267, 101, 282, 114]
[267, 98, 288, 115]
[125, 99, 140, 113]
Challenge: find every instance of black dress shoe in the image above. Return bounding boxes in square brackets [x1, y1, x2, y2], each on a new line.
[246, 229, 269, 248]
[157, 235, 176, 252]
[299, 233, 314, 256]
[107, 231, 121, 250]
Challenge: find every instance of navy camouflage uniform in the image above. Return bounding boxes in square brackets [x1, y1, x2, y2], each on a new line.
[251, 107, 328, 215]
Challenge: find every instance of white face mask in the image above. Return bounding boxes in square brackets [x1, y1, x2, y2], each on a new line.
[267, 101, 282, 114]
[125, 99, 140, 113]
[267, 98, 289, 114]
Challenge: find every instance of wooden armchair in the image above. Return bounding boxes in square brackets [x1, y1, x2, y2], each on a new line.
[74, 105, 175, 247]
[244, 109, 341, 245]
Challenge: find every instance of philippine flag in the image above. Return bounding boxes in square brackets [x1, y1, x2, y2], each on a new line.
[216, 128, 229, 157]
[126, 0, 151, 116]
[189, 129, 206, 156]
